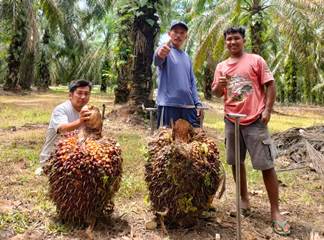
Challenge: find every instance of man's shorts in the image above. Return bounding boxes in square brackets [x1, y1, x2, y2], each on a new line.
[157, 106, 200, 128]
[225, 118, 277, 170]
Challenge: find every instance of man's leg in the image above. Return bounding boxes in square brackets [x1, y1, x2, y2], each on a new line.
[242, 119, 290, 234]
[231, 164, 250, 209]
[157, 106, 181, 128]
[262, 168, 280, 219]
[262, 168, 290, 233]
[225, 119, 249, 209]
[182, 108, 200, 127]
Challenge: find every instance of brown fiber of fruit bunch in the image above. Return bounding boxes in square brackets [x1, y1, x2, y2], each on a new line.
[46, 133, 122, 224]
[145, 121, 222, 226]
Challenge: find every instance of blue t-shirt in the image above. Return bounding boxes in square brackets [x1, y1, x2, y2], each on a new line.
[153, 45, 201, 108]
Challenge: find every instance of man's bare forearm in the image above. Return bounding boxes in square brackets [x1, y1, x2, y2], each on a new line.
[58, 119, 82, 133]
[264, 81, 276, 113]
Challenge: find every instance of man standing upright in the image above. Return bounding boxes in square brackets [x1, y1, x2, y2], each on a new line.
[212, 27, 290, 236]
[153, 21, 203, 128]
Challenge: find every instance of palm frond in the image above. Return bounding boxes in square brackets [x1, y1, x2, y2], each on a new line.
[40, 0, 83, 49]
[192, 12, 230, 71]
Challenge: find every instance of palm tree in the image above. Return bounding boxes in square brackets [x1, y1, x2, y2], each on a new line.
[269, 0, 324, 103]
[129, 0, 160, 112]
[113, 2, 133, 104]
[40, 0, 85, 85]
[40, 0, 113, 86]
[19, 1, 38, 90]
[2, 0, 36, 91]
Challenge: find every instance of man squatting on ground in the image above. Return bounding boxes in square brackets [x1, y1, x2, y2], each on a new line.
[38, 80, 92, 170]
[212, 26, 291, 236]
[153, 21, 204, 128]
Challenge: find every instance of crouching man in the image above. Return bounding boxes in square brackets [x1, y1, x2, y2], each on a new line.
[36, 79, 92, 174]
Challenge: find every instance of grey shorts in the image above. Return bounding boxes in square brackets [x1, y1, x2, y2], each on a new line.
[225, 118, 277, 170]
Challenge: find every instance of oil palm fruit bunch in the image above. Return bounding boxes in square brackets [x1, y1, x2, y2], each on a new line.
[145, 119, 222, 226]
[45, 105, 122, 224]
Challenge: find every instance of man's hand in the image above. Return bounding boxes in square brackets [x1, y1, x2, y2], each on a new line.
[218, 76, 228, 89]
[57, 106, 91, 133]
[80, 107, 91, 124]
[261, 109, 271, 125]
[197, 108, 204, 118]
[212, 75, 229, 97]
[197, 108, 205, 128]
[157, 44, 171, 59]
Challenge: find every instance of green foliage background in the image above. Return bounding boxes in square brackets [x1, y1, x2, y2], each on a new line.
[0, 0, 323, 104]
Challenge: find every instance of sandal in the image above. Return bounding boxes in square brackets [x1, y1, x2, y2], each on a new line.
[229, 208, 251, 217]
[272, 220, 291, 236]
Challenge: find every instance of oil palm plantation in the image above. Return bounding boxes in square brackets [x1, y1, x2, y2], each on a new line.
[186, 0, 324, 104]
[1, 0, 322, 105]
[39, 0, 114, 86]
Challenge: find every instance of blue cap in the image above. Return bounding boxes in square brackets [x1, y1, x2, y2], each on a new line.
[170, 20, 188, 31]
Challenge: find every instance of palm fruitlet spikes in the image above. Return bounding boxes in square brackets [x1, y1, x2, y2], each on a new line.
[46, 131, 122, 224]
[145, 120, 221, 226]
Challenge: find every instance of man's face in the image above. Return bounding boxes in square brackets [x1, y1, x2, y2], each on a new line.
[69, 86, 91, 111]
[225, 32, 245, 56]
[168, 26, 188, 48]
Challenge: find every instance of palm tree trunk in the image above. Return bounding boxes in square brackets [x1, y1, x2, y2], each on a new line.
[21, 0, 37, 90]
[129, 0, 159, 113]
[3, 0, 28, 91]
[37, 29, 50, 90]
[275, 77, 285, 103]
[114, 62, 131, 103]
[203, 66, 213, 100]
[202, 55, 215, 100]
[284, 54, 298, 103]
[114, 5, 133, 104]
[4, 0, 35, 91]
[250, 0, 264, 55]
[100, 57, 110, 93]
[3, 32, 23, 91]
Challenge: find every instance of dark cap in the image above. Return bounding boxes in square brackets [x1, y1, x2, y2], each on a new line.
[68, 79, 92, 92]
[170, 20, 188, 31]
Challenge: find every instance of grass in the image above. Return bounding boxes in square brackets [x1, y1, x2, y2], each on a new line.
[0, 87, 113, 129]
[0, 91, 323, 238]
[49, 85, 114, 95]
[115, 131, 148, 201]
[0, 143, 40, 166]
[270, 114, 324, 133]
[0, 211, 30, 234]
[0, 103, 50, 129]
[46, 221, 72, 234]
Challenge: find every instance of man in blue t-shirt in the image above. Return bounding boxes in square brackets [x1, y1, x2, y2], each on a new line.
[153, 21, 203, 128]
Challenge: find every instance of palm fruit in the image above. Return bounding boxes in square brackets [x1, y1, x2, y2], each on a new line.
[145, 119, 222, 226]
[45, 105, 122, 224]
